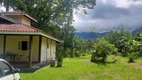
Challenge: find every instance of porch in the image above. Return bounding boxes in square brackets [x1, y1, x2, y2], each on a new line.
[0, 35, 56, 68]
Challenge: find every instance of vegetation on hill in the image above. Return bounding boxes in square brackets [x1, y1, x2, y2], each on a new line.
[91, 25, 142, 64]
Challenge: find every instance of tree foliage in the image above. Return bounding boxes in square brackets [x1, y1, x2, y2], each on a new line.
[105, 25, 132, 44]
[60, 25, 76, 57]
[73, 37, 89, 57]
[91, 38, 118, 64]
[105, 25, 141, 63]
[0, 0, 97, 66]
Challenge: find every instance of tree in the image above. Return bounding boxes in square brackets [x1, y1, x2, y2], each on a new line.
[0, 0, 96, 67]
[105, 25, 132, 44]
[91, 38, 118, 64]
[0, 0, 96, 33]
[0, 0, 13, 11]
[135, 32, 142, 42]
[105, 25, 133, 56]
[106, 26, 140, 62]
[56, 44, 64, 67]
[60, 25, 76, 57]
[127, 40, 140, 62]
[73, 37, 88, 57]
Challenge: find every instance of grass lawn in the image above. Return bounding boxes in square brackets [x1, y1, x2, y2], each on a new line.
[20, 55, 142, 80]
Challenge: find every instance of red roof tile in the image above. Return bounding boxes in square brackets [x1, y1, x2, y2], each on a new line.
[0, 24, 63, 43]
[0, 24, 40, 32]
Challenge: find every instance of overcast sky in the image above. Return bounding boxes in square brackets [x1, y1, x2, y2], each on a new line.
[73, 0, 142, 32]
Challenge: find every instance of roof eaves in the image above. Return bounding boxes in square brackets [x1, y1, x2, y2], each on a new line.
[0, 31, 63, 43]
[0, 31, 41, 35]
[24, 14, 37, 22]
[40, 33, 63, 43]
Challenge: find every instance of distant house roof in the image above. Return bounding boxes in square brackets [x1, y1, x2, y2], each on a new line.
[0, 11, 37, 22]
[0, 24, 63, 43]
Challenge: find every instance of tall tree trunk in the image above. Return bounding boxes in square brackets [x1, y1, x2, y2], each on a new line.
[6, 6, 9, 11]
[5, 0, 9, 11]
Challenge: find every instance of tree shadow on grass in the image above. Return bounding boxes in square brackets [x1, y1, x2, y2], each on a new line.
[106, 60, 118, 64]
[91, 59, 118, 66]
[19, 68, 38, 73]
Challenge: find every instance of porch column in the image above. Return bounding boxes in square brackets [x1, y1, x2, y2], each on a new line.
[29, 36, 33, 68]
[3, 35, 6, 59]
[38, 36, 42, 63]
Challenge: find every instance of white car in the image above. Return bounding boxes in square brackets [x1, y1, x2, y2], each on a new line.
[0, 59, 20, 80]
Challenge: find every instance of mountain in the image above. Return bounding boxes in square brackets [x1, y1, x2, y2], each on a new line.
[75, 27, 142, 39]
[75, 32, 108, 39]
[132, 27, 142, 35]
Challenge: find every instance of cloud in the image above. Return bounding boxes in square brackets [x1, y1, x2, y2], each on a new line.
[73, 0, 142, 32]
[113, 0, 142, 8]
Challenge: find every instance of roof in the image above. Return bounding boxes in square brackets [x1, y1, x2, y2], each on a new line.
[0, 24, 63, 43]
[0, 11, 37, 22]
[0, 15, 21, 24]
[0, 24, 39, 32]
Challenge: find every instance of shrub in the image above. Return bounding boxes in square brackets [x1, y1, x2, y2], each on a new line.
[128, 52, 139, 63]
[56, 45, 64, 67]
[91, 38, 118, 64]
[127, 40, 140, 63]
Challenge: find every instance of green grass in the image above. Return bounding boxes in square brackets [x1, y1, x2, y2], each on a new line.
[20, 55, 142, 80]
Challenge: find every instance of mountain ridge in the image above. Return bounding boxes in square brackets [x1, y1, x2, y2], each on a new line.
[75, 27, 142, 39]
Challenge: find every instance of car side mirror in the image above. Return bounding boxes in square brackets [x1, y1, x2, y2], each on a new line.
[13, 68, 20, 73]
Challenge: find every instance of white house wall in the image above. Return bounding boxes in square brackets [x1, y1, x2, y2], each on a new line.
[47, 39, 56, 60]
[6, 36, 29, 61]
[47, 39, 51, 60]
[31, 36, 39, 62]
[51, 41, 56, 58]
[40, 37, 57, 63]
[40, 37, 47, 63]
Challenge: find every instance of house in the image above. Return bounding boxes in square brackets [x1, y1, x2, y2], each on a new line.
[0, 11, 63, 68]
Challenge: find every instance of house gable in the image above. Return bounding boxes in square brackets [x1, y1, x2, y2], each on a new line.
[0, 11, 37, 26]
[6, 15, 31, 26]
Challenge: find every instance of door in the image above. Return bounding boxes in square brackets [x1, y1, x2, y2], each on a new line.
[0, 61, 14, 80]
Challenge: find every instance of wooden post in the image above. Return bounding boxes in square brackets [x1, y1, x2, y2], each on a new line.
[38, 36, 42, 63]
[3, 35, 6, 59]
[29, 36, 33, 68]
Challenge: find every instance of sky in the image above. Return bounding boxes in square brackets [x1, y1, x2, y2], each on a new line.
[73, 0, 142, 32]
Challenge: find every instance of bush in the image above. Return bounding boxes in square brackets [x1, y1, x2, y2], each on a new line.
[128, 52, 139, 63]
[56, 45, 64, 67]
[127, 40, 140, 63]
[91, 38, 118, 64]
[50, 61, 55, 67]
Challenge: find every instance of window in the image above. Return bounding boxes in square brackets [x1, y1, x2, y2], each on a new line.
[0, 61, 13, 77]
[47, 39, 49, 48]
[21, 41, 28, 50]
[18, 41, 28, 51]
[47, 43, 49, 48]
